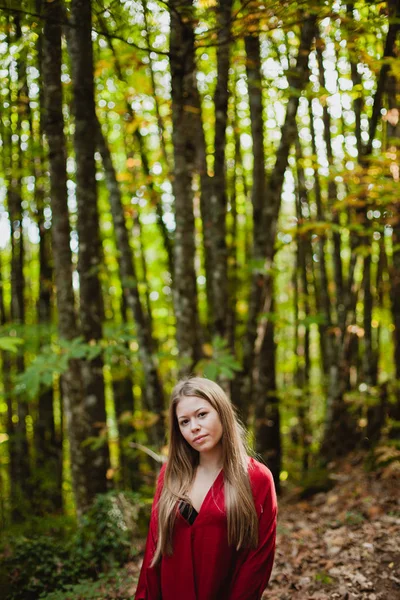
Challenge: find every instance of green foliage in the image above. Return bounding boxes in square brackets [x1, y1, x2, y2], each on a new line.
[16, 331, 139, 399]
[16, 337, 102, 399]
[0, 491, 145, 600]
[299, 467, 333, 498]
[365, 438, 400, 474]
[315, 571, 333, 585]
[0, 0, 399, 566]
[39, 568, 135, 600]
[196, 336, 241, 380]
[0, 336, 24, 353]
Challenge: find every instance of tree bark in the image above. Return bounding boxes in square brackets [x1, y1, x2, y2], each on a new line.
[231, 32, 266, 421]
[169, 0, 203, 371]
[111, 298, 141, 489]
[42, 0, 86, 514]
[8, 15, 31, 520]
[387, 37, 400, 433]
[315, 33, 344, 325]
[210, 0, 233, 339]
[0, 253, 13, 526]
[68, 0, 111, 504]
[294, 135, 313, 472]
[34, 3, 63, 512]
[43, 0, 110, 516]
[253, 294, 281, 490]
[95, 119, 165, 446]
[142, 0, 173, 172]
[233, 16, 317, 431]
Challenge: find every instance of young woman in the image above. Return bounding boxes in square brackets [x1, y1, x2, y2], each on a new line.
[135, 377, 277, 600]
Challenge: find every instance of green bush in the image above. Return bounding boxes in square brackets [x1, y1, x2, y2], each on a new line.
[0, 491, 145, 600]
[39, 568, 135, 600]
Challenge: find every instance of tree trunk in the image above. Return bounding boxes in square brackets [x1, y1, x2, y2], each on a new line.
[34, 6, 63, 512]
[233, 16, 317, 431]
[43, 0, 107, 517]
[42, 0, 83, 512]
[253, 17, 317, 480]
[210, 0, 233, 339]
[95, 119, 165, 446]
[0, 253, 13, 526]
[68, 0, 111, 504]
[315, 33, 343, 326]
[169, 0, 202, 371]
[142, 0, 173, 172]
[112, 298, 141, 489]
[308, 99, 332, 375]
[387, 74, 400, 433]
[295, 136, 312, 472]
[8, 15, 31, 520]
[253, 294, 281, 490]
[231, 32, 266, 422]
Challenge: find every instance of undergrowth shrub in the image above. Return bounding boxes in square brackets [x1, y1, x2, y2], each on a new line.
[0, 491, 146, 600]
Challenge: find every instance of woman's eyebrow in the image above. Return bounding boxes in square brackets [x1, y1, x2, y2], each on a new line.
[177, 407, 207, 420]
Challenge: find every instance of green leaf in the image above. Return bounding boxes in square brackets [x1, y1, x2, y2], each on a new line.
[0, 336, 24, 353]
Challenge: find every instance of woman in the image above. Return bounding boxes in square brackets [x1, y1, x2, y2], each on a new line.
[135, 377, 277, 600]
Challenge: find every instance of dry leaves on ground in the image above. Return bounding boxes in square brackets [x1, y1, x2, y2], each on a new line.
[265, 456, 400, 600]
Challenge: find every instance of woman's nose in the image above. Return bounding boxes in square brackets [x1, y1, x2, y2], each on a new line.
[190, 419, 200, 432]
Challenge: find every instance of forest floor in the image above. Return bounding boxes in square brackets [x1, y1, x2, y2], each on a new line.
[108, 453, 400, 600]
[265, 453, 400, 600]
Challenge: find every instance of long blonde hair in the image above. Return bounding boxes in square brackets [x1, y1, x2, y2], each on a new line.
[151, 377, 258, 565]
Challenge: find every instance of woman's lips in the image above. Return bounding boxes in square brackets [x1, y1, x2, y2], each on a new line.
[193, 434, 208, 444]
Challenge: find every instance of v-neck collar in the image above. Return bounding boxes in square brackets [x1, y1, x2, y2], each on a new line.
[182, 469, 224, 525]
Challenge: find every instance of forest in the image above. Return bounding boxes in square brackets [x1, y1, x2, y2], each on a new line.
[0, 0, 399, 598]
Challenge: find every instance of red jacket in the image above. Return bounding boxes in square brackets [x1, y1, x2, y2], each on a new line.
[135, 457, 277, 600]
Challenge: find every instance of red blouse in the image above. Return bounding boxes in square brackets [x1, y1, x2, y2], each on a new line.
[135, 457, 277, 600]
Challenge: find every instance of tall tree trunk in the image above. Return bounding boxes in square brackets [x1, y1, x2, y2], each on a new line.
[233, 16, 317, 436]
[0, 253, 12, 526]
[95, 119, 165, 446]
[1, 19, 16, 527]
[42, 0, 83, 513]
[210, 0, 233, 339]
[8, 15, 31, 520]
[366, 238, 387, 442]
[315, 32, 343, 328]
[387, 69, 400, 434]
[169, 0, 202, 371]
[308, 99, 331, 376]
[383, 0, 400, 434]
[295, 135, 312, 472]
[111, 297, 141, 489]
[227, 93, 240, 354]
[253, 294, 281, 490]
[34, 4, 63, 512]
[252, 17, 316, 482]
[68, 0, 111, 503]
[231, 32, 266, 422]
[43, 0, 106, 517]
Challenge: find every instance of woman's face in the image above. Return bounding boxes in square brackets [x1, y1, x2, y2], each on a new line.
[176, 395, 223, 454]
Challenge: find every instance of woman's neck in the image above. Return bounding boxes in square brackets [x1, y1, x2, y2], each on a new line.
[198, 445, 223, 473]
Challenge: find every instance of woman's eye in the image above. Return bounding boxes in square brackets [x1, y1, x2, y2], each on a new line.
[199, 412, 207, 418]
[180, 420, 188, 426]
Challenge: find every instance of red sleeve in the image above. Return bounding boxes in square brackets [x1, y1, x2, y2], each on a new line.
[228, 465, 277, 600]
[135, 463, 166, 600]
